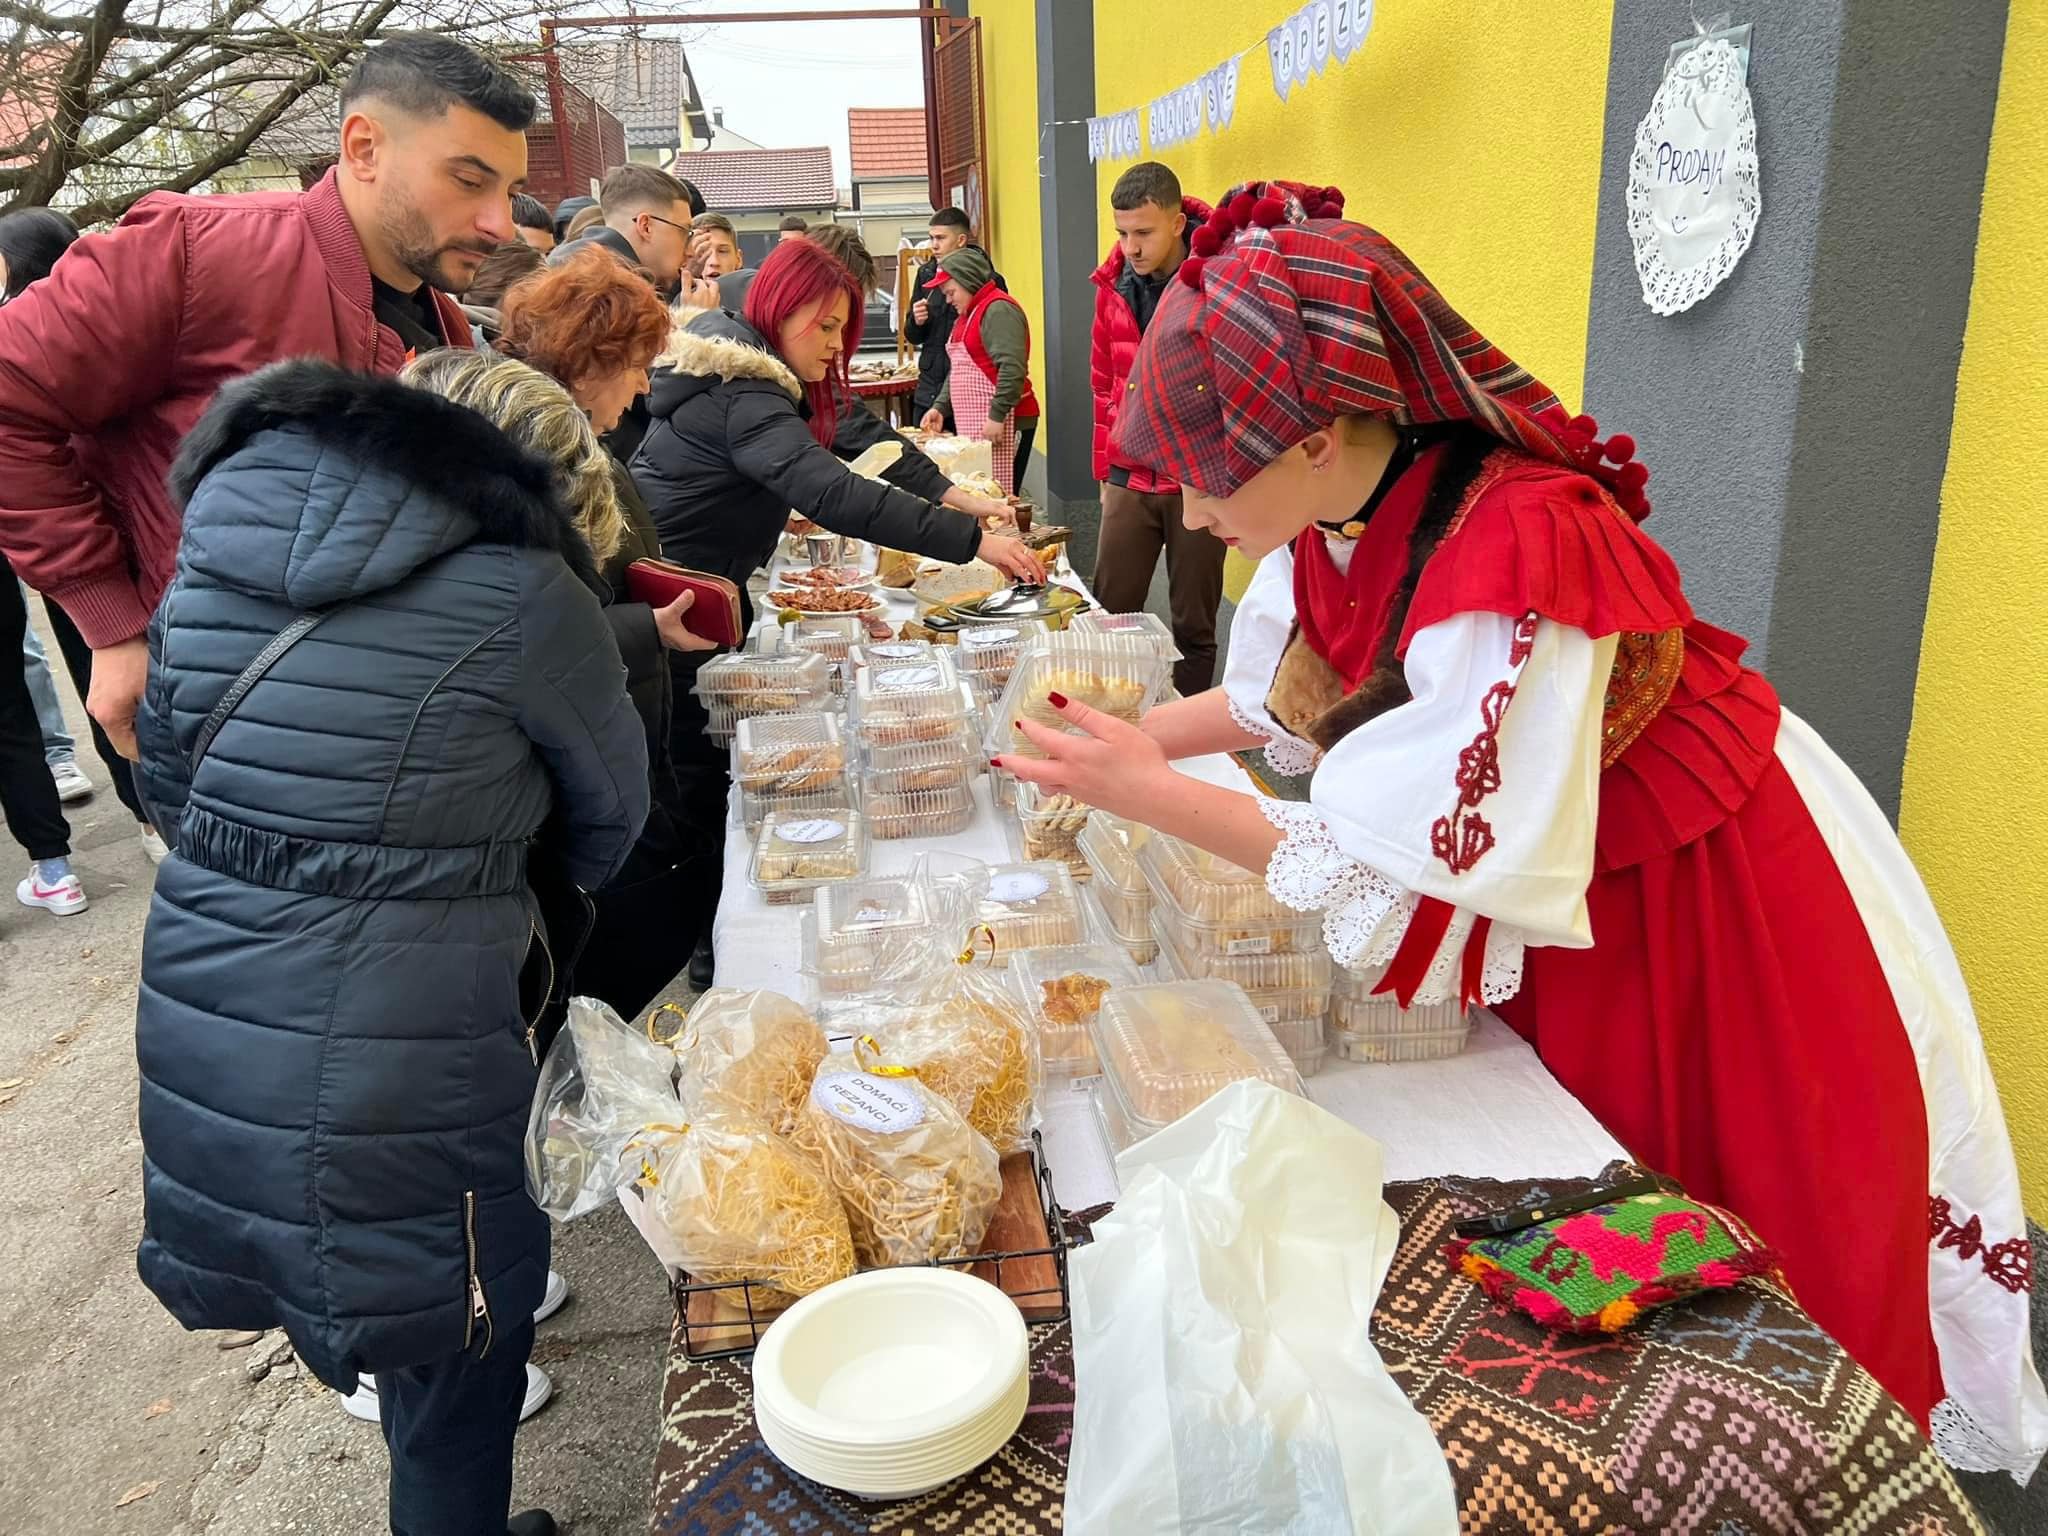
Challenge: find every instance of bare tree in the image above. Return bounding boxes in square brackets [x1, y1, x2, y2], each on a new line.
[0, 0, 552, 226]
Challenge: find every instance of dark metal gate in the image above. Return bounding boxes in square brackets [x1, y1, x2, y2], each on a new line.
[925, 15, 990, 248]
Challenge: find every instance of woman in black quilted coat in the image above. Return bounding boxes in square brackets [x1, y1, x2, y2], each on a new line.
[132, 352, 648, 1536]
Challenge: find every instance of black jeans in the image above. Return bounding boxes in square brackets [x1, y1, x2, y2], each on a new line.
[39, 592, 147, 822]
[379, 1315, 534, 1536]
[1013, 424, 1037, 494]
[0, 568, 71, 862]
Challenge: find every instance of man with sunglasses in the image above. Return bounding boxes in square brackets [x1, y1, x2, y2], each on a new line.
[551, 164, 697, 300]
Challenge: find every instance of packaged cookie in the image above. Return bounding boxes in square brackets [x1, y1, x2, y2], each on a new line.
[694, 653, 834, 743]
[777, 615, 865, 692]
[732, 712, 845, 793]
[658, 988, 829, 1136]
[749, 809, 867, 904]
[791, 1061, 1001, 1268]
[1091, 980, 1303, 1149]
[1148, 914, 1331, 1076]
[1070, 609, 1183, 666]
[985, 633, 1171, 759]
[849, 637, 936, 675]
[1138, 831, 1323, 957]
[1328, 967, 1472, 1063]
[952, 618, 1048, 704]
[1011, 944, 1142, 1080]
[810, 876, 938, 995]
[1077, 812, 1155, 954]
[861, 731, 977, 797]
[1013, 781, 1094, 878]
[959, 861, 1086, 962]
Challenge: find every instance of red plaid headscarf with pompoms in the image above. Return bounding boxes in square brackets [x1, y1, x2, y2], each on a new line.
[1112, 181, 1652, 516]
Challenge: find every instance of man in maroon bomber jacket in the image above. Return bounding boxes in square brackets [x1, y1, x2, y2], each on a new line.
[0, 33, 535, 758]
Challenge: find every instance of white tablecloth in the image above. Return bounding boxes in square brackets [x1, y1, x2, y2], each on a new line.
[710, 551, 1624, 1213]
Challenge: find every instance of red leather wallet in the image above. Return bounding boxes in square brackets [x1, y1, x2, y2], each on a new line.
[623, 560, 745, 649]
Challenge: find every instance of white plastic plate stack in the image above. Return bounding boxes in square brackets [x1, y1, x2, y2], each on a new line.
[751, 1268, 1030, 1500]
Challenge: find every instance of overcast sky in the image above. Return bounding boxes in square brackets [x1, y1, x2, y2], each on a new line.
[660, 1, 928, 191]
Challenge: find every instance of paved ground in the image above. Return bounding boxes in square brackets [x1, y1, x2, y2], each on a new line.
[0, 617, 678, 1535]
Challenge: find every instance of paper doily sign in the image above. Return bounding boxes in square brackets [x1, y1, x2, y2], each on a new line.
[1625, 38, 1761, 315]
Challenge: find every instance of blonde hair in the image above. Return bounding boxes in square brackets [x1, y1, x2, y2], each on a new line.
[400, 349, 625, 564]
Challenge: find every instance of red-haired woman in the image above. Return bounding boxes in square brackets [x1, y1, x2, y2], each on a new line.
[496, 246, 721, 1016]
[995, 181, 2047, 1479]
[632, 238, 1043, 987]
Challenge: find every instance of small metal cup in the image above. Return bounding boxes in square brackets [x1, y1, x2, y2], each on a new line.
[803, 532, 842, 568]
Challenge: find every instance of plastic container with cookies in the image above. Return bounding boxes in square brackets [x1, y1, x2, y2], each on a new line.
[951, 618, 1048, 704]
[848, 637, 936, 675]
[864, 781, 976, 841]
[1138, 832, 1324, 958]
[860, 731, 977, 798]
[1011, 944, 1141, 1080]
[851, 651, 972, 746]
[984, 633, 1172, 760]
[694, 653, 834, 743]
[1328, 967, 1472, 1063]
[1012, 781, 1094, 880]
[1077, 812, 1155, 955]
[810, 876, 935, 996]
[776, 615, 865, 693]
[749, 809, 867, 904]
[1089, 979, 1304, 1151]
[732, 712, 846, 794]
[1148, 914, 1329, 1076]
[959, 861, 1086, 963]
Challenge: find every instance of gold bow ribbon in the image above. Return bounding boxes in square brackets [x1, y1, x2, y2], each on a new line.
[645, 1000, 696, 1052]
[622, 1122, 692, 1188]
[956, 923, 998, 967]
[853, 1033, 917, 1078]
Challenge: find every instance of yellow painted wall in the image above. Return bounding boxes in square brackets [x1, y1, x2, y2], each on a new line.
[968, 0, 1046, 410]
[1089, 0, 1613, 411]
[1900, 6, 2048, 1215]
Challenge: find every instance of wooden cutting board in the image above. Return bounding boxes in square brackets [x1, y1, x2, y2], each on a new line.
[679, 1151, 1061, 1355]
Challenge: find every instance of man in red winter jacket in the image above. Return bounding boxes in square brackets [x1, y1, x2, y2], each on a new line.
[1088, 162, 1222, 697]
[0, 33, 535, 761]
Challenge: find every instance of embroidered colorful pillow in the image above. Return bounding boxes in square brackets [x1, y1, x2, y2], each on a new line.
[1446, 1192, 1779, 1333]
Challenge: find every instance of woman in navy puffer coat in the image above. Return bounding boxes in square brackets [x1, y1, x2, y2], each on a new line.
[132, 357, 647, 1455]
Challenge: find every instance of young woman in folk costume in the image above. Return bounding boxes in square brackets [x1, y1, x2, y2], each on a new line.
[995, 181, 2047, 1478]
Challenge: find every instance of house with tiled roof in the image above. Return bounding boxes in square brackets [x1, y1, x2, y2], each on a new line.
[668, 143, 840, 267]
[846, 108, 936, 317]
[555, 38, 710, 166]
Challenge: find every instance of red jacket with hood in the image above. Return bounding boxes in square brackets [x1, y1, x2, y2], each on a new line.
[0, 169, 472, 647]
[1088, 195, 1211, 495]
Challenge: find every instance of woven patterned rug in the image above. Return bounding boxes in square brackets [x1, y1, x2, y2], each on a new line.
[651, 1177, 1984, 1534]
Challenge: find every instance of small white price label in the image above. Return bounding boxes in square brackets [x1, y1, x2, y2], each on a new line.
[1225, 935, 1275, 956]
[876, 665, 942, 692]
[988, 870, 1052, 905]
[775, 818, 845, 845]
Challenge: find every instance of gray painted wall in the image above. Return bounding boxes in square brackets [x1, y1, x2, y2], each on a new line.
[1035, 0, 1101, 533]
[1582, 0, 2005, 816]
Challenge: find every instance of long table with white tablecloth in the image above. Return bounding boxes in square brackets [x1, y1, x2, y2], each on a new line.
[708, 544, 1625, 1206]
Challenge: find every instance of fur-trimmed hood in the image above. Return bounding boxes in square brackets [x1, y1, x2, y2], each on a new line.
[170, 359, 599, 611]
[647, 308, 803, 420]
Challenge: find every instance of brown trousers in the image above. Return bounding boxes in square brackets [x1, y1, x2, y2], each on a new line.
[1092, 483, 1227, 696]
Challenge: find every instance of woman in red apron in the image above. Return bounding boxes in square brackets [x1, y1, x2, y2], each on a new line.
[992, 180, 2046, 1482]
[918, 247, 1041, 496]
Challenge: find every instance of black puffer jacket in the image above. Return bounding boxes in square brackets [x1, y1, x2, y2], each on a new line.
[133, 362, 648, 1390]
[630, 308, 981, 616]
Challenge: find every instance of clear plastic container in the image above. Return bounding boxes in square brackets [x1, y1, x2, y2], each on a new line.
[1083, 887, 1158, 967]
[810, 876, 931, 994]
[1078, 814, 1155, 953]
[864, 781, 976, 841]
[737, 770, 857, 833]
[1070, 608, 1183, 663]
[984, 633, 1173, 759]
[959, 861, 1086, 963]
[1328, 969, 1472, 1063]
[851, 652, 973, 747]
[951, 618, 1048, 702]
[1139, 833, 1323, 958]
[1090, 979, 1304, 1148]
[1148, 911, 1331, 1039]
[732, 712, 846, 794]
[749, 809, 867, 904]
[777, 615, 865, 692]
[1013, 781, 1094, 879]
[694, 653, 834, 742]
[848, 637, 936, 675]
[1011, 944, 1142, 1080]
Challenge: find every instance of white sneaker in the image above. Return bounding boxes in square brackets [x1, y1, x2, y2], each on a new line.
[49, 759, 92, 803]
[338, 1363, 553, 1424]
[17, 860, 87, 916]
[534, 1269, 570, 1325]
[138, 824, 169, 864]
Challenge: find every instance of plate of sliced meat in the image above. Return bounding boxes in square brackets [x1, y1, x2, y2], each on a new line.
[779, 566, 875, 592]
[768, 588, 888, 617]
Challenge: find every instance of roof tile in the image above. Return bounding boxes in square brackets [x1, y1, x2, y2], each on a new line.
[669, 145, 836, 210]
[848, 107, 928, 179]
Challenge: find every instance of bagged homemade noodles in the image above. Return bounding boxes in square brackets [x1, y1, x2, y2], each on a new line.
[790, 1058, 1001, 1269]
[660, 988, 828, 1136]
[847, 956, 1043, 1153]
